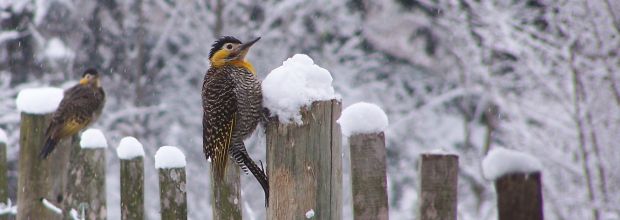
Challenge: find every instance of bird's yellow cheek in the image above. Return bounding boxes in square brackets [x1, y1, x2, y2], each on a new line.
[210, 50, 230, 67]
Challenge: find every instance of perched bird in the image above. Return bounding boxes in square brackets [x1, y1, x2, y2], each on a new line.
[202, 36, 269, 205]
[40, 69, 105, 158]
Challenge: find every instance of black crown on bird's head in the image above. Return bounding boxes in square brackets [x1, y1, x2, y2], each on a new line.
[209, 36, 242, 59]
[83, 68, 99, 77]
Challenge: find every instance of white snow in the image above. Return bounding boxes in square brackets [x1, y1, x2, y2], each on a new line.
[0, 128, 7, 144]
[16, 87, 64, 114]
[0, 199, 17, 215]
[305, 209, 315, 218]
[41, 198, 62, 215]
[116, 136, 145, 160]
[0, 31, 19, 44]
[154, 146, 186, 169]
[337, 102, 389, 137]
[482, 147, 542, 180]
[262, 54, 338, 124]
[425, 148, 457, 156]
[79, 129, 107, 149]
[45, 38, 75, 60]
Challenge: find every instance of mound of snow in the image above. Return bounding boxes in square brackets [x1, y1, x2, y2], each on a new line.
[482, 147, 542, 180]
[45, 38, 74, 60]
[16, 87, 64, 114]
[116, 136, 145, 160]
[79, 129, 107, 149]
[154, 146, 186, 169]
[337, 102, 388, 137]
[0, 129, 7, 144]
[262, 54, 338, 124]
[305, 209, 315, 219]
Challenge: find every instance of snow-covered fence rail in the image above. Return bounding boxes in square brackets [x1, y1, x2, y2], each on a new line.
[0, 129, 8, 220]
[63, 129, 108, 219]
[265, 100, 343, 220]
[155, 146, 188, 220]
[483, 148, 543, 220]
[117, 137, 145, 220]
[338, 102, 389, 220]
[419, 153, 459, 220]
[16, 88, 72, 220]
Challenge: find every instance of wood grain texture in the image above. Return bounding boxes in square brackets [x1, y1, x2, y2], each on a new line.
[211, 159, 242, 220]
[419, 154, 458, 220]
[17, 113, 73, 220]
[349, 132, 389, 220]
[266, 100, 342, 220]
[159, 168, 187, 220]
[495, 172, 544, 220]
[120, 157, 144, 220]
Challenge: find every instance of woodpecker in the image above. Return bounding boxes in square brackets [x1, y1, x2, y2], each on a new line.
[41, 68, 105, 158]
[202, 36, 269, 205]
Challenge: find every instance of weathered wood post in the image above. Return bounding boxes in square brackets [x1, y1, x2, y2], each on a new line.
[63, 129, 107, 220]
[418, 153, 459, 220]
[117, 136, 145, 220]
[266, 100, 342, 220]
[211, 159, 241, 220]
[16, 87, 71, 220]
[482, 148, 543, 220]
[338, 102, 390, 220]
[0, 129, 9, 220]
[155, 146, 187, 220]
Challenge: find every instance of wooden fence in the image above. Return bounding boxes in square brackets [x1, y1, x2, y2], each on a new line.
[3, 100, 544, 219]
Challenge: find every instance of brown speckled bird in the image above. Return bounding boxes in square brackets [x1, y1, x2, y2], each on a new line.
[40, 68, 105, 158]
[202, 36, 268, 205]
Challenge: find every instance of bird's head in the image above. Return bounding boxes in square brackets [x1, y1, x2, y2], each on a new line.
[209, 36, 260, 73]
[80, 68, 101, 87]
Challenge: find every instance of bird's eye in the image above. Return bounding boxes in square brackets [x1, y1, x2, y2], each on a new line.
[226, 44, 233, 50]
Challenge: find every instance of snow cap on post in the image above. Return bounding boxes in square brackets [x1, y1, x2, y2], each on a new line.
[154, 146, 186, 169]
[482, 147, 542, 180]
[116, 136, 145, 160]
[337, 102, 389, 137]
[16, 87, 64, 114]
[0, 128, 7, 144]
[262, 54, 338, 124]
[79, 129, 107, 149]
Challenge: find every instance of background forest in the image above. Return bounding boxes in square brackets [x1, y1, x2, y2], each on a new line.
[1, 0, 619, 219]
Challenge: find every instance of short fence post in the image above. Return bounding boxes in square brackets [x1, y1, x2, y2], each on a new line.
[266, 100, 342, 220]
[211, 159, 241, 220]
[63, 129, 107, 220]
[0, 129, 8, 220]
[348, 132, 389, 220]
[495, 172, 544, 220]
[155, 146, 187, 220]
[418, 153, 459, 220]
[117, 137, 145, 220]
[17, 112, 73, 220]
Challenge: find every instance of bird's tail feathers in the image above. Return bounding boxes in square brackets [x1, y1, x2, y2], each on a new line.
[40, 137, 58, 159]
[232, 148, 269, 207]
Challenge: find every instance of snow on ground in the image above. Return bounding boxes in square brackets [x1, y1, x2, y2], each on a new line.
[337, 102, 388, 137]
[0, 128, 6, 144]
[154, 146, 186, 169]
[79, 129, 107, 149]
[116, 136, 145, 160]
[41, 198, 62, 214]
[482, 147, 542, 180]
[262, 54, 338, 124]
[44, 38, 74, 60]
[15, 87, 63, 114]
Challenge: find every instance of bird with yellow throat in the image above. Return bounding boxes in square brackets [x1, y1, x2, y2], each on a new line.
[202, 36, 269, 206]
[41, 68, 105, 158]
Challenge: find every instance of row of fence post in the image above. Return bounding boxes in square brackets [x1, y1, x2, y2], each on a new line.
[10, 99, 543, 219]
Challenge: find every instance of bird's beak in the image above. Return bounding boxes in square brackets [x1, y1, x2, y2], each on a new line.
[229, 37, 261, 61]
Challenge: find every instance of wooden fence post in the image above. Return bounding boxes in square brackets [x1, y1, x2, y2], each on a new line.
[155, 146, 187, 220]
[0, 129, 8, 220]
[117, 137, 145, 220]
[348, 132, 389, 220]
[17, 112, 73, 220]
[495, 172, 544, 220]
[266, 100, 342, 220]
[211, 159, 241, 220]
[63, 129, 107, 219]
[418, 154, 459, 220]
